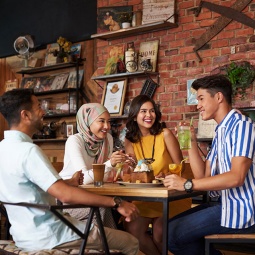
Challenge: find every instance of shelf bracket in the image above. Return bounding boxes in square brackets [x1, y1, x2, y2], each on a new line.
[193, 0, 252, 62]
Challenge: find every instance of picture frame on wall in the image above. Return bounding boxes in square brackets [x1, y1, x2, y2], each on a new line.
[142, 0, 176, 25]
[101, 78, 127, 117]
[187, 79, 198, 105]
[97, 6, 133, 33]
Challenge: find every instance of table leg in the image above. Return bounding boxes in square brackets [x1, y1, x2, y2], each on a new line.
[162, 199, 169, 255]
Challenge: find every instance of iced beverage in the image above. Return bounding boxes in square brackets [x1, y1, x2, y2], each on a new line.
[169, 163, 182, 176]
[92, 164, 105, 187]
[178, 125, 191, 150]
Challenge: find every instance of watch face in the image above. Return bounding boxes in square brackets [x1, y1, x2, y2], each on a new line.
[185, 180, 193, 191]
[114, 196, 122, 207]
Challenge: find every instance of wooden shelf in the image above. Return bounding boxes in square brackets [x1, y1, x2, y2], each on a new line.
[17, 60, 84, 75]
[91, 71, 159, 81]
[91, 21, 178, 40]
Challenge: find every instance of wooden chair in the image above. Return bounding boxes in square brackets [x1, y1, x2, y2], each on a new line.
[51, 161, 64, 173]
[0, 202, 122, 255]
[204, 234, 255, 255]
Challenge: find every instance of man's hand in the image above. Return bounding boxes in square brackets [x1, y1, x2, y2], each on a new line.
[163, 174, 186, 191]
[117, 200, 140, 222]
[64, 170, 84, 186]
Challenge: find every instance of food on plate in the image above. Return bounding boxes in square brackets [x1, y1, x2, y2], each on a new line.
[123, 159, 155, 183]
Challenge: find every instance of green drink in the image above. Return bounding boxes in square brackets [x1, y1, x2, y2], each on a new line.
[178, 125, 191, 150]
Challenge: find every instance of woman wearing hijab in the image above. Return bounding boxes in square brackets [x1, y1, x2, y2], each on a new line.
[60, 103, 126, 228]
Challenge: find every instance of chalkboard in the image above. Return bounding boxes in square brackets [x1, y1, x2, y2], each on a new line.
[0, 0, 97, 58]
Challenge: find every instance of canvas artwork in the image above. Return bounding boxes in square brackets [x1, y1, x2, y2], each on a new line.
[34, 76, 55, 92]
[97, 6, 133, 33]
[187, 79, 198, 105]
[104, 45, 125, 75]
[142, 0, 175, 24]
[138, 40, 159, 72]
[70, 44, 81, 60]
[67, 70, 84, 88]
[51, 73, 69, 90]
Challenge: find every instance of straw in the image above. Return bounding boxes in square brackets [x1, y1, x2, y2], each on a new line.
[190, 117, 193, 126]
[181, 158, 188, 164]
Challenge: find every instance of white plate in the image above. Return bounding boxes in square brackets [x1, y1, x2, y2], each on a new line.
[116, 181, 163, 188]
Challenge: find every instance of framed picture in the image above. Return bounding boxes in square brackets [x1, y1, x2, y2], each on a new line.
[66, 124, 74, 137]
[97, 6, 133, 33]
[5, 79, 18, 91]
[187, 79, 198, 105]
[101, 78, 127, 117]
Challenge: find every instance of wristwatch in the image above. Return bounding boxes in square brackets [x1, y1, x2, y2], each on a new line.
[184, 179, 193, 193]
[113, 196, 122, 209]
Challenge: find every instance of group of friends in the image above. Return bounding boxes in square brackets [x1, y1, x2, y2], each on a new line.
[0, 74, 255, 255]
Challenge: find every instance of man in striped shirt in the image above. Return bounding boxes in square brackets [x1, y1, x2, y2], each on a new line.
[164, 74, 255, 255]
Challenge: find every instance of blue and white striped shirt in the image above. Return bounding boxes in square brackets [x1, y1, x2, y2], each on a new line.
[207, 109, 255, 229]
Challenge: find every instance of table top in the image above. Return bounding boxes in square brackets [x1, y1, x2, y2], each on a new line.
[80, 183, 206, 201]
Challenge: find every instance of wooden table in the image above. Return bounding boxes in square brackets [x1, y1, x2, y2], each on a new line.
[80, 183, 207, 255]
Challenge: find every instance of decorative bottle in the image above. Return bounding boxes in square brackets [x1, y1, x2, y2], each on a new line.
[125, 42, 137, 73]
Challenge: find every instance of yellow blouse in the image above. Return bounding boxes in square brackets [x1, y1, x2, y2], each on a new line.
[133, 131, 172, 175]
[131, 130, 191, 218]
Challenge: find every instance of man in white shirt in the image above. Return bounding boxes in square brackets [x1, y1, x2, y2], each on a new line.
[0, 89, 139, 254]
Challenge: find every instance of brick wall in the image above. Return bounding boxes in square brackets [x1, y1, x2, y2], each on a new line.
[96, 0, 255, 155]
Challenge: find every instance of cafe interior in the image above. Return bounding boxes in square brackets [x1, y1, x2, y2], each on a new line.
[1, 0, 255, 254]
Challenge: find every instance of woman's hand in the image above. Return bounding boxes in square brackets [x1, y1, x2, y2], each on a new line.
[110, 150, 126, 167]
[124, 153, 137, 168]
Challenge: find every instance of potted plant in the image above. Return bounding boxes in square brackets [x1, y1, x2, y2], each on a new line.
[224, 61, 255, 100]
[118, 12, 133, 28]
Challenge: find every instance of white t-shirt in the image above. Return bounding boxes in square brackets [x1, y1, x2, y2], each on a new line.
[0, 130, 85, 250]
[60, 133, 114, 184]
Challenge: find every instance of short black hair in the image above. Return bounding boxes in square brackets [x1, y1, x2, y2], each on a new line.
[0, 89, 34, 126]
[192, 74, 232, 105]
[125, 95, 162, 143]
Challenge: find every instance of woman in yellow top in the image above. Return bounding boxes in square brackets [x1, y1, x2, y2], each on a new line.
[125, 95, 192, 255]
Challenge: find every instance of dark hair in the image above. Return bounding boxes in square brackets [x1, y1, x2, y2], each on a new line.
[192, 74, 232, 104]
[125, 95, 162, 143]
[0, 89, 34, 126]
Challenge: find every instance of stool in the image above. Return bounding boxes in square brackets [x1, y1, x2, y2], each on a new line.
[205, 234, 255, 255]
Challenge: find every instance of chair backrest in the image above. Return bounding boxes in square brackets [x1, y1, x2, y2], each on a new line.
[51, 162, 64, 173]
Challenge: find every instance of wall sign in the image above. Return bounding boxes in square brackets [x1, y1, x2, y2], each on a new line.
[142, 0, 175, 24]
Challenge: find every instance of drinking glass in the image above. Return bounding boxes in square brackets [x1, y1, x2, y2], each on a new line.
[92, 164, 105, 187]
[168, 163, 182, 176]
[178, 121, 191, 150]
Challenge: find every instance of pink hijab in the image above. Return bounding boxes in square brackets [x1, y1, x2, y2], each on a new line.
[76, 103, 110, 163]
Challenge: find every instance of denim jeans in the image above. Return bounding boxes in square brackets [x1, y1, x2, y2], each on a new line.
[168, 202, 255, 255]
